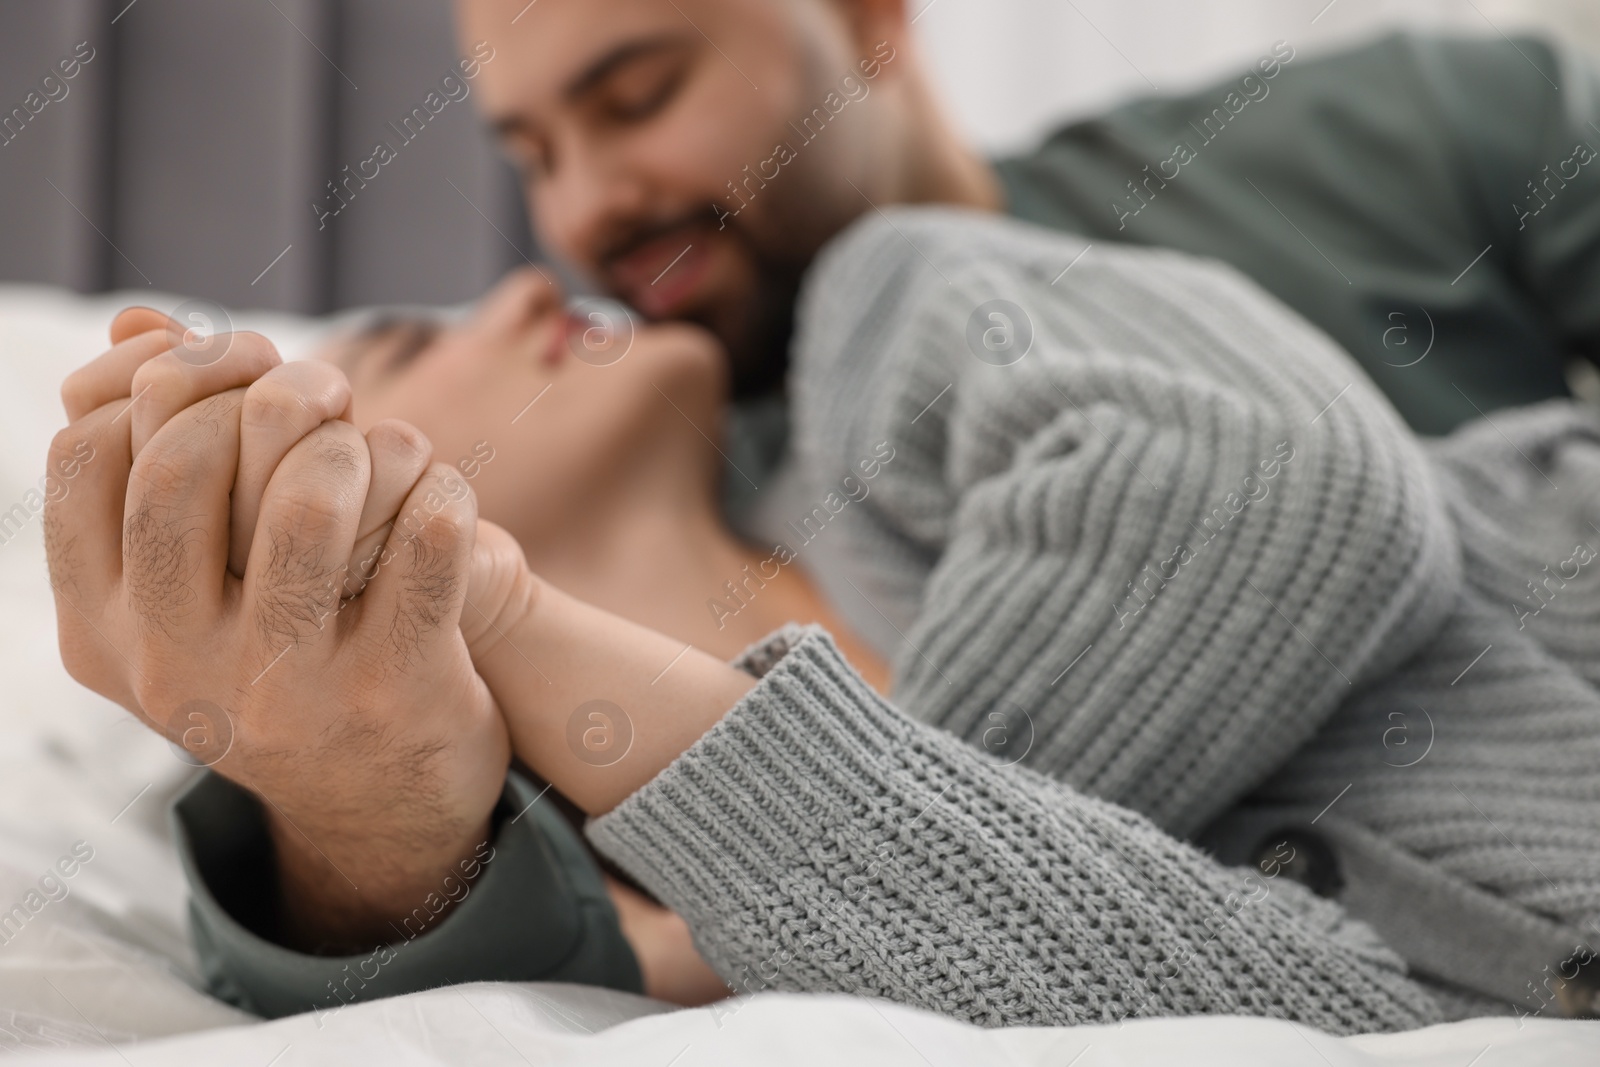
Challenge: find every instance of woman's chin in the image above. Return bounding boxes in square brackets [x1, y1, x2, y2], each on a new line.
[644, 321, 732, 397]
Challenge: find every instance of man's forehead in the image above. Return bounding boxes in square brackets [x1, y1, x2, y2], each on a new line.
[458, 0, 703, 108]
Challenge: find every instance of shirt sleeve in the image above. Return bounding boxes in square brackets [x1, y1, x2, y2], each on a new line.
[170, 769, 642, 1019]
[1427, 34, 1600, 365]
[586, 624, 1443, 1034]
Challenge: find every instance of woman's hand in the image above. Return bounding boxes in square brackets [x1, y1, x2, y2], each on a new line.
[47, 308, 512, 952]
[457, 518, 757, 816]
[603, 875, 731, 1007]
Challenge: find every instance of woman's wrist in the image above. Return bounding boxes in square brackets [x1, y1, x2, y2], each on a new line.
[473, 578, 757, 816]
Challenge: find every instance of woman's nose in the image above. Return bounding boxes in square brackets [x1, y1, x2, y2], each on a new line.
[476, 266, 565, 336]
[522, 269, 564, 319]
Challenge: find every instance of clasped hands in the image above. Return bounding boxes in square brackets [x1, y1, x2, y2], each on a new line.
[43, 307, 754, 967]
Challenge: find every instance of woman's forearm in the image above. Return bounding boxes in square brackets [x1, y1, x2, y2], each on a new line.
[469, 570, 755, 815]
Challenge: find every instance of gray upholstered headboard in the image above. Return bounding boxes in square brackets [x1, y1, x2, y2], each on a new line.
[0, 0, 533, 315]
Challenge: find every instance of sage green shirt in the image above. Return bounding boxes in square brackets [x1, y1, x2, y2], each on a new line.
[996, 32, 1600, 435]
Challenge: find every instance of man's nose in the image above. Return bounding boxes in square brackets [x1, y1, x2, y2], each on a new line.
[536, 146, 652, 277]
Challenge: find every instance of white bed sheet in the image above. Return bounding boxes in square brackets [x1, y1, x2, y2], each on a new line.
[0, 284, 1593, 1063]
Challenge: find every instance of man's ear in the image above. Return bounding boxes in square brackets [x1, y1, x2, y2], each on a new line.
[108, 306, 175, 345]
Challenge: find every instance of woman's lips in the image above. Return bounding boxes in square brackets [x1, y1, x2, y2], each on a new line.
[541, 310, 586, 367]
[608, 232, 712, 319]
[542, 320, 565, 367]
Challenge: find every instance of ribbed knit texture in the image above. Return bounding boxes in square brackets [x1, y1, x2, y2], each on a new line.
[588, 625, 1441, 1034]
[785, 210, 1600, 978]
[1255, 401, 1600, 928]
[787, 208, 1461, 838]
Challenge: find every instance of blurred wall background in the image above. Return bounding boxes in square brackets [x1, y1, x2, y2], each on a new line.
[917, 0, 1600, 153]
[0, 0, 1594, 316]
[0, 0, 529, 315]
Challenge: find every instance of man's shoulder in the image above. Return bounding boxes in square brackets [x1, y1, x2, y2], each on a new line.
[1017, 31, 1565, 161]
[1261, 30, 1559, 89]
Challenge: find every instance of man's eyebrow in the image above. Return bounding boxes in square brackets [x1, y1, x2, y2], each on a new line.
[564, 33, 690, 101]
[490, 33, 690, 138]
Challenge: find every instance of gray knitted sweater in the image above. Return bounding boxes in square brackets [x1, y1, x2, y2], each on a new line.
[586, 207, 1600, 1034]
[776, 212, 1600, 1012]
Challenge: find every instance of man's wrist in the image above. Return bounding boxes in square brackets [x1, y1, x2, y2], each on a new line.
[264, 801, 496, 955]
[172, 771, 644, 1017]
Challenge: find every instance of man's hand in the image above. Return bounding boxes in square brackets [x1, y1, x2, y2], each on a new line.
[46, 309, 511, 952]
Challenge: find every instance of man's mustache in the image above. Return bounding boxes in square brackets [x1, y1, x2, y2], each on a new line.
[595, 205, 730, 281]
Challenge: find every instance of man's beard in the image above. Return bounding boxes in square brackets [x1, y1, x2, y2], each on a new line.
[712, 240, 805, 400]
[598, 204, 810, 401]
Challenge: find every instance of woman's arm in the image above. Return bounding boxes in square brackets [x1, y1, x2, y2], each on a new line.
[465, 540, 1441, 1032]
[461, 521, 757, 815]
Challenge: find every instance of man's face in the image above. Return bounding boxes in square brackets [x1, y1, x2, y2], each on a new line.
[457, 0, 904, 396]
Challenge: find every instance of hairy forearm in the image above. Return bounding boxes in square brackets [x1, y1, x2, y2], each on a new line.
[263, 798, 493, 954]
[253, 541, 743, 954]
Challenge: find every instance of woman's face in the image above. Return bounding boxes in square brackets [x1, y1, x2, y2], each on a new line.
[321, 268, 727, 549]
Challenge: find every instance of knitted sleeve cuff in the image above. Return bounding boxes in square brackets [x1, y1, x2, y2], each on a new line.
[585, 624, 1443, 1033]
[586, 622, 913, 952]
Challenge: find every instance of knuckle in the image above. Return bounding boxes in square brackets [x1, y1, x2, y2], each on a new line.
[241, 362, 341, 427]
[383, 507, 470, 652]
[432, 465, 477, 515]
[185, 390, 243, 435]
[275, 486, 350, 539]
[128, 352, 188, 409]
[414, 493, 474, 546]
[128, 440, 198, 499]
[47, 422, 97, 474]
[56, 626, 102, 691]
[311, 434, 365, 480]
[390, 468, 471, 546]
[47, 422, 78, 459]
[42, 505, 82, 596]
[240, 374, 304, 430]
[393, 507, 470, 574]
[295, 418, 363, 483]
[394, 509, 467, 579]
[370, 419, 432, 465]
[59, 369, 94, 418]
[229, 330, 282, 368]
[128, 668, 185, 727]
